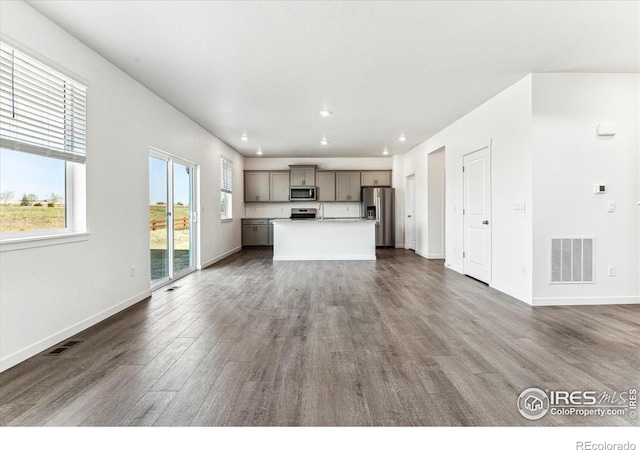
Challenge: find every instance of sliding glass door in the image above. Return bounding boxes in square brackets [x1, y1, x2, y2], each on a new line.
[149, 150, 197, 287]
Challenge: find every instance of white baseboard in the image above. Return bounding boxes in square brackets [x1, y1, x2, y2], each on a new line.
[198, 245, 242, 270]
[532, 296, 640, 307]
[444, 261, 463, 274]
[489, 281, 532, 305]
[425, 254, 445, 260]
[0, 289, 152, 372]
[395, 244, 405, 249]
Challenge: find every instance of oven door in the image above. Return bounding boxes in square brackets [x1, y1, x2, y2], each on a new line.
[290, 187, 316, 201]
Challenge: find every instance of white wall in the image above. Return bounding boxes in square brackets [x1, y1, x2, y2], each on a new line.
[403, 76, 534, 302]
[427, 148, 445, 258]
[392, 155, 405, 248]
[0, 2, 244, 371]
[531, 73, 639, 305]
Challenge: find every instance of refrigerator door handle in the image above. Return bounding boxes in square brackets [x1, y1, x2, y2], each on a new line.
[375, 195, 381, 223]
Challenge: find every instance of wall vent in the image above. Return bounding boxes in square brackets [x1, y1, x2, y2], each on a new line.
[550, 238, 594, 284]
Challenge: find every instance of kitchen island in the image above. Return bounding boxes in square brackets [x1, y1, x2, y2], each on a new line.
[272, 219, 376, 261]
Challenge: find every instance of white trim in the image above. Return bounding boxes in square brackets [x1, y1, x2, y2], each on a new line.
[489, 281, 533, 305]
[0, 289, 151, 372]
[0, 232, 89, 253]
[395, 243, 405, 249]
[532, 296, 639, 307]
[426, 254, 445, 259]
[198, 246, 242, 270]
[444, 261, 463, 273]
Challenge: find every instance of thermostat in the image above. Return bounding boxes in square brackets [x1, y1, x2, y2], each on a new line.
[594, 184, 606, 194]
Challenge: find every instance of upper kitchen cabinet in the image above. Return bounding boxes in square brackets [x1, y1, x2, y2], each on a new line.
[289, 165, 316, 186]
[361, 171, 392, 187]
[316, 171, 336, 202]
[336, 172, 361, 202]
[270, 171, 290, 202]
[244, 171, 270, 202]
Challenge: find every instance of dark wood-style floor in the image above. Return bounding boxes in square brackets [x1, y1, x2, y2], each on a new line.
[1, 249, 639, 426]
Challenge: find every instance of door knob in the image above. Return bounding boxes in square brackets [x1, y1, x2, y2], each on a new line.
[408, 215, 412, 218]
[482, 220, 489, 225]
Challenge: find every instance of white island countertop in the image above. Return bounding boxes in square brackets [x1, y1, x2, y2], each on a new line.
[272, 219, 376, 261]
[270, 218, 370, 223]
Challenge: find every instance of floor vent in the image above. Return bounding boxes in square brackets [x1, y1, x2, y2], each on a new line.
[165, 285, 181, 292]
[550, 237, 594, 283]
[47, 347, 69, 355]
[45, 340, 83, 356]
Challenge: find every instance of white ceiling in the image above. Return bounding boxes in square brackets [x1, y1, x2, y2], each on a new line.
[26, 1, 639, 158]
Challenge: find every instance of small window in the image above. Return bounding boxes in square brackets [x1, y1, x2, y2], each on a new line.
[0, 42, 87, 240]
[221, 158, 232, 220]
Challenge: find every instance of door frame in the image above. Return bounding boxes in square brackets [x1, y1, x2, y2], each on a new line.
[405, 173, 416, 251]
[462, 141, 492, 283]
[149, 147, 198, 290]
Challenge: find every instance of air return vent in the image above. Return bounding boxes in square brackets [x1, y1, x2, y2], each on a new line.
[550, 238, 594, 284]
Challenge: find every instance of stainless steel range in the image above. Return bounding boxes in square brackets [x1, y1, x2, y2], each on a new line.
[290, 208, 317, 220]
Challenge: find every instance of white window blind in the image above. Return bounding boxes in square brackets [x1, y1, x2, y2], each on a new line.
[0, 42, 87, 163]
[221, 158, 232, 193]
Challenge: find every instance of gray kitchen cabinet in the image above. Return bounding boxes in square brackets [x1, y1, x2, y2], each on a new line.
[316, 171, 336, 202]
[270, 171, 290, 202]
[242, 219, 269, 246]
[244, 172, 270, 202]
[361, 171, 392, 187]
[336, 172, 361, 202]
[289, 166, 316, 186]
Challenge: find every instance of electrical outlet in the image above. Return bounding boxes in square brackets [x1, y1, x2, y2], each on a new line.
[130, 266, 136, 277]
[608, 265, 615, 277]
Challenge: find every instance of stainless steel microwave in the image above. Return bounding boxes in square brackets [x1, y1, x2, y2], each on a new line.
[290, 187, 316, 201]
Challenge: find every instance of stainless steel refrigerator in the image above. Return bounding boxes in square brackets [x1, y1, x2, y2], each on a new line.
[362, 187, 395, 247]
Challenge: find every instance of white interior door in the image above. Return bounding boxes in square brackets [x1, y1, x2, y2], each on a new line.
[406, 174, 416, 250]
[463, 147, 491, 283]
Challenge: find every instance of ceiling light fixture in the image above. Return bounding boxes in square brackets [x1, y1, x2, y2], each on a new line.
[256, 148, 263, 155]
[241, 134, 249, 141]
[399, 134, 407, 142]
[319, 109, 331, 117]
[383, 148, 389, 155]
[320, 138, 328, 145]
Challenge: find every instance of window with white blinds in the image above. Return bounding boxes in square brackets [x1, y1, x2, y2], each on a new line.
[221, 158, 233, 193]
[0, 42, 87, 163]
[220, 157, 232, 220]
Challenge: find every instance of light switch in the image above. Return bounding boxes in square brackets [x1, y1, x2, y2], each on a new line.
[607, 201, 616, 212]
[594, 184, 606, 194]
[513, 203, 525, 211]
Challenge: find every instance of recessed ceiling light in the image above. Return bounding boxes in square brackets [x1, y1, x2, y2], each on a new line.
[320, 138, 328, 145]
[399, 134, 407, 142]
[241, 134, 249, 141]
[319, 109, 331, 117]
[383, 148, 389, 155]
[256, 148, 263, 155]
